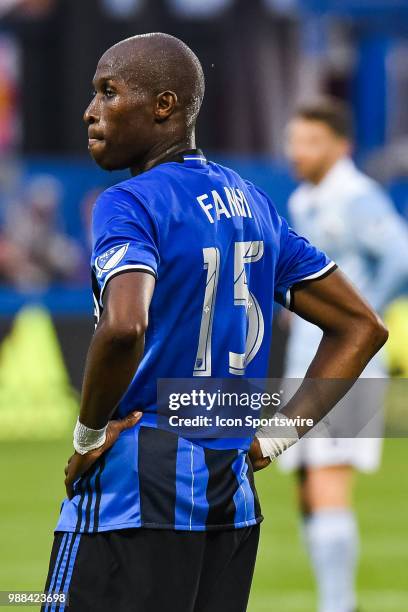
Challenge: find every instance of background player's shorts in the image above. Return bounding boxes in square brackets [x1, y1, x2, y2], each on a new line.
[278, 364, 386, 473]
[41, 525, 260, 612]
[278, 436, 383, 473]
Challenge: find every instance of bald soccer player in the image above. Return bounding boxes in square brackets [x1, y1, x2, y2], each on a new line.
[41, 34, 387, 612]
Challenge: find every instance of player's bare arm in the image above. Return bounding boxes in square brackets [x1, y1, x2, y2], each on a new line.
[250, 268, 388, 471]
[64, 271, 155, 498]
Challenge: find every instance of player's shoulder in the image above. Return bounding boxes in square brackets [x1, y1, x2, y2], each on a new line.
[290, 160, 389, 210]
[244, 177, 283, 223]
[348, 166, 381, 196]
[288, 183, 309, 208]
[207, 159, 243, 181]
[203, 159, 280, 209]
[335, 160, 387, 204]
[342, 166, 396, 222]
[92, 177, 159, 232]
[206, 159, 260, 190]
[92, 183, 139, 221]
[228, 170, 278, 211]
[95, 167, 173, 214]
[102, 168, 167, 201]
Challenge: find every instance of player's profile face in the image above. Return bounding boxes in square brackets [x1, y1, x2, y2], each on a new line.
[285, 118, 347, 183]
[83, 61, 152, 171]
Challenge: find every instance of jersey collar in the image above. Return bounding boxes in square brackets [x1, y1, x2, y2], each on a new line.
[161, 148, 207, 167]
[180, 149, 207, 165]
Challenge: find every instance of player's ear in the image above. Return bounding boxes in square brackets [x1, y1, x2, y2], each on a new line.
[155, 91, 178, 121]
[336, 136, 351, 158]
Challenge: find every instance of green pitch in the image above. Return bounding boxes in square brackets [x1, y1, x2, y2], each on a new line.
[0, 439, 407, 611]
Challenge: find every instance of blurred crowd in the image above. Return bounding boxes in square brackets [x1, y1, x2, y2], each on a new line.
[0, 172, 87, 289]
[1, 0, 408, 292]
[0, 0, 300, 20]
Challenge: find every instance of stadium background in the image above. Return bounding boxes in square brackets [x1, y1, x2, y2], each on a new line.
[0, 1, 407, 610]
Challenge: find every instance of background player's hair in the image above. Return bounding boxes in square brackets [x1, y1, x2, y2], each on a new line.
[295, 97, 354, 140]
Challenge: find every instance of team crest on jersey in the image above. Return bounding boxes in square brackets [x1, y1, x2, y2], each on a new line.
[95, 243, 129, 277]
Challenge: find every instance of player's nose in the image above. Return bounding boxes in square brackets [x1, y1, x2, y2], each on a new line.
[83, 98, 99, 125]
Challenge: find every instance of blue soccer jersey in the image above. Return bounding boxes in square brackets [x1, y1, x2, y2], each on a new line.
[56, 150, 334, 533]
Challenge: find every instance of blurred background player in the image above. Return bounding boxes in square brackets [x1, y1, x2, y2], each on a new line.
[280, 97, 408, 612]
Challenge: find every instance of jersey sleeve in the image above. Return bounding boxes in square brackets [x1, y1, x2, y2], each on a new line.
[91, 186, 160, 305]
[349, 188, 408, 311]
[350, 188, 408, 257]
[274, 216, 336, 309]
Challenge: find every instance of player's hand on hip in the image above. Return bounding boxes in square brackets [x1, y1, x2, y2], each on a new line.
[64, 411, 142, 500]
[249, 437, 271, 472]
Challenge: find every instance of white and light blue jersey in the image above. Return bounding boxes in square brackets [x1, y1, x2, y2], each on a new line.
[286, 157, 408, 376]
[57, 150, 333, 533]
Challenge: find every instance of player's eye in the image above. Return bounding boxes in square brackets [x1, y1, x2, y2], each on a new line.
[104, 87, 116, 99]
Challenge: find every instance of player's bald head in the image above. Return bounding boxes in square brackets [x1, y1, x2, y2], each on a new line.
[85, 34, 205, 173]
[99, 33, 205, 126]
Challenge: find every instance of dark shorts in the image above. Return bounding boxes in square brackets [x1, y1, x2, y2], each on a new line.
[42, 525, 260, 612]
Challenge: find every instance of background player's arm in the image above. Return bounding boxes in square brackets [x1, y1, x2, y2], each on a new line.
[79, 271, 155, 429]
[291, 268, 387, 382]
[350, 192, 408, 312]
[251, 268, 388, 470]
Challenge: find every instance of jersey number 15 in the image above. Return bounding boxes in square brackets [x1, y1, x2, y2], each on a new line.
[193, 241, 264, 377]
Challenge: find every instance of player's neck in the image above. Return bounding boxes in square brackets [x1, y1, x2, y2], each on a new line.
[130, 137, 197, 176]
[310, 156, 346, 185]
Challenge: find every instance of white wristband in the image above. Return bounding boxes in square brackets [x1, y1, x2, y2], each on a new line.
[73, 418, 107, 455]
[255, 412, 299, 460]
